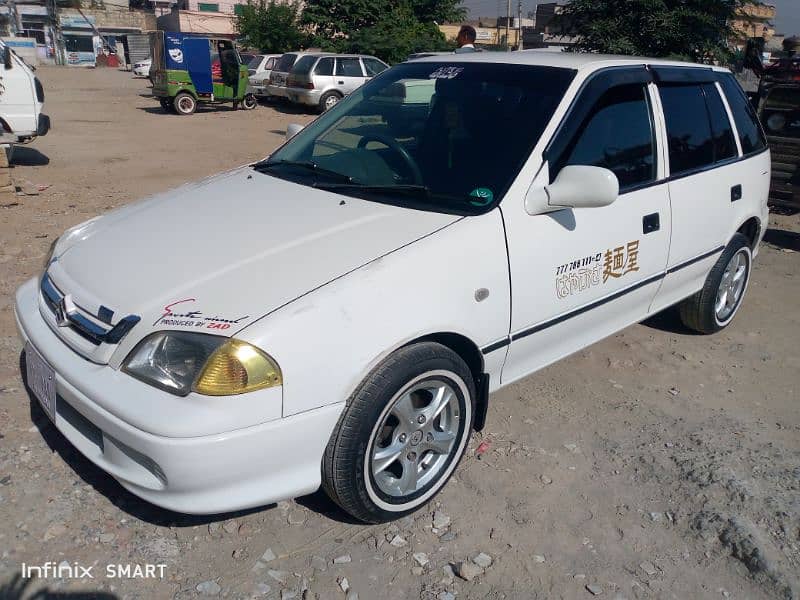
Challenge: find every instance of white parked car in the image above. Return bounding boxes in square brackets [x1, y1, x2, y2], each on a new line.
[132, 58, 152, 78]
[247, 53, 281, 98]
[15, 52, 770, 523]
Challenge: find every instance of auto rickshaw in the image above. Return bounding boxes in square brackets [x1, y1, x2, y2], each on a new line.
[151, 32, 257, 115]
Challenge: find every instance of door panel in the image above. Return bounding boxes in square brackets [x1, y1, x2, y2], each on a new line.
[184, 38, 212, 94]
[335, 57, 366, 94]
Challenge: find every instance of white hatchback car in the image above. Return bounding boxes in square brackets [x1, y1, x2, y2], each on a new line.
[15, 52, 770, 523]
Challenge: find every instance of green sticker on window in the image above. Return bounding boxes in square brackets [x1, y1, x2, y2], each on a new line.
[469, 187, 494, 206]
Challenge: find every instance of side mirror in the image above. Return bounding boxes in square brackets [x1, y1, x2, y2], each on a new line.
[3, 48, 12, 70]
[526, 165, 618, 214]
[285, 123, 304, 141]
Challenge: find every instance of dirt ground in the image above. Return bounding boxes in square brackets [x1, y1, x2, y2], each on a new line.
[0, 66, 798, 600]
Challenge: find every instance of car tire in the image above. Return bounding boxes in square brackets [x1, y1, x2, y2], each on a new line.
[319, 91, 342, 113]
[242, 94, 258, 110]
[679, 233, 752, 334]
[173, 92, 196, 116]
[322, 342, 475, 523]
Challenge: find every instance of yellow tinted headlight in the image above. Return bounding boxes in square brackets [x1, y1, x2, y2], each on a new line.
[193, 340, 282, 396]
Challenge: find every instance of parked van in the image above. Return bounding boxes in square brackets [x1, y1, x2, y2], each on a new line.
[16, 53, 769, 523]
[0, 41, 50, 153]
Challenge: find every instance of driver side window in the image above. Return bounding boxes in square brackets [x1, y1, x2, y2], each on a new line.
[553, 84, 656, 190]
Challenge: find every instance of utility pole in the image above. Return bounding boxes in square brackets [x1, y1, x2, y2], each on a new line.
[518, 0, 523, 50]
[505, 0, 511, 51]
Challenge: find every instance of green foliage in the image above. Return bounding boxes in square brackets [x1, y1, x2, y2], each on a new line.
[302, 0, 464, 63]
[236, 0, 306, 54]
[555, 0, 759, 64]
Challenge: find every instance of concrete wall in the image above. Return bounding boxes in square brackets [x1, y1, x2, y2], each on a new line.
[60, 7, 157, 32]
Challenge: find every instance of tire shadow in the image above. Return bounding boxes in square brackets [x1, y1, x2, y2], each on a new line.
[763, 228, 800, 251]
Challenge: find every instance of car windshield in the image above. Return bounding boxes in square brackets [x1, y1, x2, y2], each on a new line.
[247, 55, 263, 70]
[258, 61, 575, 215]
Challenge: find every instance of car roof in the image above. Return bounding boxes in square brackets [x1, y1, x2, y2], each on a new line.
[411, 50, 731, 74]
[298, 53, 377, 59]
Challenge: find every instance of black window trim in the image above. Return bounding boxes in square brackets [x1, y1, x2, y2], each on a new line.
[715, 71, 769, 160]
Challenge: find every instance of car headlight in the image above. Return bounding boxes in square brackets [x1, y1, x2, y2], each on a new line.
[122, 332, 282, 396]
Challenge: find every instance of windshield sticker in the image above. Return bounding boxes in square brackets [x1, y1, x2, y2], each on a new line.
[555, 240, 640, 299]
[153, 299, 249, 330]
[428, 66, 463, 80]
[469, 187, 494, 206]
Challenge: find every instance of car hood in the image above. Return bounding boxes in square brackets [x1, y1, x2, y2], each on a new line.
[51, 167, 459, 342]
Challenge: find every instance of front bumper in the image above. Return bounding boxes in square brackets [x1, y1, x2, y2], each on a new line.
[286, 88, 321, 106]
[14, 277, 343, 514]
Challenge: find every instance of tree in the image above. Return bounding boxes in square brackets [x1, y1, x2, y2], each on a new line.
[236, 0, 306, 54]
[302, 0, 464, 61]
[555, 0, 759, 64]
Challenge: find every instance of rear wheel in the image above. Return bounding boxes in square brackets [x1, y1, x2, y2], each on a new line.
[679, 233, 752, 333]
[173, 92, 196, 116]
[322, 342, 475, 523]
[242, 93, 258, 110]
[319, 91, 342, 113]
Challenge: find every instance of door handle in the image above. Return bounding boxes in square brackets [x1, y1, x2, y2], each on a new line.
[338, 80, 344, 84]
[731, 184, 742, 202]
[643, 212, 660, 234]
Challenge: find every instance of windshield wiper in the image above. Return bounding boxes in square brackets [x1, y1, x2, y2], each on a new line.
[313, 182, 431, 199]
[253, 160, 354, 183]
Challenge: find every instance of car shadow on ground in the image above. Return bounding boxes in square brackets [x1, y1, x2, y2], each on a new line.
[763, 228, 800, 251]
[265, 100, 316, 116]
[641, 306, 702, 335]
[10, 147, 49, 166]
[19, 352, 275, 528]
[0, 573, 118, 600]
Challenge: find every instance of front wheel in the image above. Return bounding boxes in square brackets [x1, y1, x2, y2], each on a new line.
[679, 233, 752, 333]
[322, 342, 475, 523]
[173, 92, 196, 116]
[242, 93, 258, 110]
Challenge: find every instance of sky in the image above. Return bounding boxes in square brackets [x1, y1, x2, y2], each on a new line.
[462, 0, 800, 36]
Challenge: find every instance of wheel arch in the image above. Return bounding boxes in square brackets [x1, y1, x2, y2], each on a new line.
[736, 216, 761, 251]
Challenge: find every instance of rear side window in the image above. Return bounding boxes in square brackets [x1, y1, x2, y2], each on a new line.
[291, 55, 316, 75]
[554, 84, 656, 189]
[659, 85, 715, 175]
[363, 58, 387, 76]
[718, 73, 768, 155]
[275, 53, 297, 72]
[703, 83, 737, 162]
[336, 58, 363, 77]
[314, 57, 334, 76]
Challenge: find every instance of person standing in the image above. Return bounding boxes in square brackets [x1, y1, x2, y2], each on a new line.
[455, 25, 478, 53]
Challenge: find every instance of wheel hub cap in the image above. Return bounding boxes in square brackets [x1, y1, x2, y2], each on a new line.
[715, 249, 748, 322]
[369, 380, 460, 498]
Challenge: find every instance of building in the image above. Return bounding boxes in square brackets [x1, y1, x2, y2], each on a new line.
[534, 2, 564, 34]
[732, 3, 776, 46]
[156, 0, 249, 37]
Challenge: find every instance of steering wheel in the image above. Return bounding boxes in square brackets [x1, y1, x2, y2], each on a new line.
[357, 134, 424, 185]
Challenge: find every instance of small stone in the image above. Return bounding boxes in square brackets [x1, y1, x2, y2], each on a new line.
[533, 555, 546, 563]
[564, 443, 579, 452]
[310, 556, 327, 571]
[432, 511, 451, 529]
[439, 531, 457, 542]
[413, 552, 429, 567]
[338, 576, 350, 593]
[196, 580, 221, 595]
[346, 593, 358, 600]
[472, 552, 493, 568]
[333, 554, 352, 564]
[411, 566, 424, 576]
[99, 533, 115, 544]
[223, 519, 239, 534]
[268, 570, 289, 584]
[441, 564, 455, 582]
[302, 591, 317, 600]
[456, 561, 482, 581]
[640, 561, 658, 576]
[668, 387, 679, 396]
[439, 594, 456, 600]
[540, 475, 553, 485]
[287, 510, 306, 525]
[43, 523, 67, 541]
[574, 573, 586, 580]
[399, 515, 414, 529]
[261, 548, 277, 563]
[586, 584, 603, 595]
[208, 522, 220, 534]
[281, 590, 297, 600]
[253, 583, 271, 596]
[648, 512, 663, 523]
[389, 535, 407, 547]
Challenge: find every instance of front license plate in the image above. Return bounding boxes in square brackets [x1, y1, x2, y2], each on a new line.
[25, 343, 56, 422]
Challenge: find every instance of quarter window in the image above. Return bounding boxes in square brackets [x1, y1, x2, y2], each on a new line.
[363, 58, 388, 77]
[336, 58, 363, 77]
[659, 85, 715, 175]
[703, 83, 738, 162]
[555, 84, 656, 189]
[718, 73, 768, 155]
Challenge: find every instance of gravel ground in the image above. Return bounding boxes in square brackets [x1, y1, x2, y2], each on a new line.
[0, 67, 798, 600]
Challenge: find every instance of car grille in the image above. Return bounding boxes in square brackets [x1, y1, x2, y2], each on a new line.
[40, 272, 140, 347]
